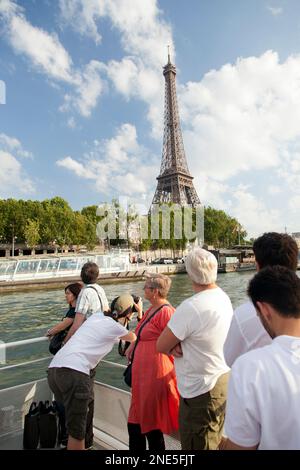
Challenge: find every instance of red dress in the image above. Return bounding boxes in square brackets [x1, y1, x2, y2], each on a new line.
[128, 305, 179, 434]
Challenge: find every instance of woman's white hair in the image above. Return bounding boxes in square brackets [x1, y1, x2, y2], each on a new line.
[185, 247, 218, 285]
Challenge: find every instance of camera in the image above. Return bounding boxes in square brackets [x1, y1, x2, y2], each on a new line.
[132, 295, 141, 312]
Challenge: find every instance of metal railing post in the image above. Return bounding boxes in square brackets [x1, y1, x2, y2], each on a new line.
[12, 260, 19, 281]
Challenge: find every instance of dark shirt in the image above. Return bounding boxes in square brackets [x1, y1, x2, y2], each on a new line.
[64, 306, 76, 319]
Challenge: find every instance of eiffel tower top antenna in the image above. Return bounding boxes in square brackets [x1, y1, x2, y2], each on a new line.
[150, 50, 201, 207]
[167, 44, 171, 63]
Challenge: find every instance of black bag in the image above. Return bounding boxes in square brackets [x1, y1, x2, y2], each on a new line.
[23, 402, 40, 449]
[39, 401, 58, 449]
[123, 363, 132, 387]
[49, 330, 68, 355]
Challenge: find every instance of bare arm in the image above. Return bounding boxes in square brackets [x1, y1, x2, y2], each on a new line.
[64, 312, 85, 343]
[125, 340, 136, 361]
[157, 327, 180, 354]
[220, 437, 258, 450]
[46, 317, 73, 337]
[133, 299, 143, 321]
[120, 331, 136, 343]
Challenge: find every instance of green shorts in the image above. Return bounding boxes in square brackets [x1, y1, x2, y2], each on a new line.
[47, 367, 92, 441]
[179, 372, 229, 450]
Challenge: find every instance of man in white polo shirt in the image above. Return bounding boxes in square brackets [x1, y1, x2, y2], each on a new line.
[224, 266, 300, 450]
[224, 232, 298, 367]
[157, 248, 233, 450]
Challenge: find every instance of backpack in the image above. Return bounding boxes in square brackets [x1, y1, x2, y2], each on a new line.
[49, 330, 68, 355]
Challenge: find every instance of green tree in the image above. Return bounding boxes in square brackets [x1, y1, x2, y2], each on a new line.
[40, 197, 74, 248]
[204, 206, 247, 247]
[24, 219, 40, 248]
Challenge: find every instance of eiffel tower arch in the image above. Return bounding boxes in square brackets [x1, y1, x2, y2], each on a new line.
[151, 52, 201, 208]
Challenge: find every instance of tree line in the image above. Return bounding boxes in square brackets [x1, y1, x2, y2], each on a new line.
[0, 197, 247, 250]
[0, 197, 97, 249]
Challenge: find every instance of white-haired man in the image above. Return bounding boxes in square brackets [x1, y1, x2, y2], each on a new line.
[157, 248, 233, 450]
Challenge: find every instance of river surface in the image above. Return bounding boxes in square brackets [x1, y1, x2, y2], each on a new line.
[0, 271, 253, 389]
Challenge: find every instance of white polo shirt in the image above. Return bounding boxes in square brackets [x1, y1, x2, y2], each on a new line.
[49, 312, 128, 375]
[225, 335, 300, 450]
[168, 287, 233, 398]
[223, 301, 272, 367]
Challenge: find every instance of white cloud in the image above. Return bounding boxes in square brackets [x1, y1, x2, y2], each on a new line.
[0, 133, 34, 196]
[192, 174, 229, 208]
[59, 0, 173, 136]
[0, 1, 105, 117]
[180, 51, 300, 182]
[289, 195, 300, 212]
[227, 187, 281, 237]
[0, 150, 34, 196]
[60, 60, 106, 117]
[67, 117, 76, 129]
[59, 0, 104, 45]
[267, 6, 283, 16]
[276, 147, 300, 193]
[2, 1, 172, 126]
[268, 185, 282, 195]
[57, 156, 95, 179]
[0, 133, 33, 158]
[59, 0, 173, 66]
[4, 7, 75, 83]
[0, 0, 18, 15]
[56, 123, 157, 196]
[184, 173, 284, 237]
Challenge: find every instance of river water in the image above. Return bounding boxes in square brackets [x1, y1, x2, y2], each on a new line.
[0, 271, 253, 389]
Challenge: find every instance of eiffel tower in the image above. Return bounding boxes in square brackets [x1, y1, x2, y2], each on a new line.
[151, 50, 201, 207]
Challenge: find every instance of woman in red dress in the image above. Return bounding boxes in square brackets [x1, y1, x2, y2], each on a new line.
[126, 274, 179, 451]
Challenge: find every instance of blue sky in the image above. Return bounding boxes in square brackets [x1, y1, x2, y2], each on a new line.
[1, 0, 300, 237]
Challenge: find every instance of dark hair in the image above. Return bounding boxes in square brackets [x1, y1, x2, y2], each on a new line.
[247, 266, 300, 318]
[253, 232, 298, 271]
[80, 262, 99, 284]
[65, 282, 82, 299]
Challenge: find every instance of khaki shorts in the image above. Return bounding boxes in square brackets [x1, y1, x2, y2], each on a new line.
[179, 372, 229, 450]
[48, 367, 92, 441]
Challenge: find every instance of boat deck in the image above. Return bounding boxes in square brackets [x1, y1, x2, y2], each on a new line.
[0, 378, 181, 450]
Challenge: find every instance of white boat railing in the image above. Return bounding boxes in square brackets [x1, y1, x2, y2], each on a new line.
[0, 336, 126, 376]
[0, 357, 51, 372]
[0, 336, 48, 350]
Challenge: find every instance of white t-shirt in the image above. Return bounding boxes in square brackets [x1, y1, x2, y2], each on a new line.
[49, 312, 128, 375]
[168, 287, 233, 398]
[225, 335, 300, 450]
[76, 283, 109, 318]
[223, 301, 272, 367]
